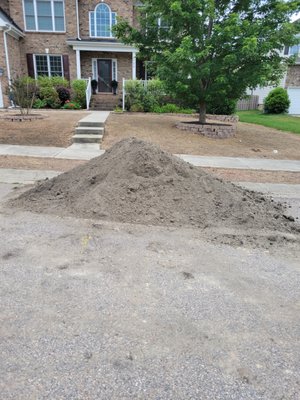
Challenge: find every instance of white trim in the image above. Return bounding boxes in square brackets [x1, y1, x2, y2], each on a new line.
[75, 0, 80, 38]
[76, 49, 81, 79]
[23, 0, 66, 33]
[132, 52, 136, 80]
[67, 40, 138, 53]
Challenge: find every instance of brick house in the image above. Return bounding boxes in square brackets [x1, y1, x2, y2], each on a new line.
[0, 0, 140, 108]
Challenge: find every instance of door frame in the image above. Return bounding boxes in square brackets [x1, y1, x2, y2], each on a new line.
[92, 58, 118, 93]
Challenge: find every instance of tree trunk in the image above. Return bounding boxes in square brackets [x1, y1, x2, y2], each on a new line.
[199, 102, 206, 124]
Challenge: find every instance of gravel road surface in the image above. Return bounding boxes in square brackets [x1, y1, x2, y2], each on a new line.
[0, 184, 299, 400]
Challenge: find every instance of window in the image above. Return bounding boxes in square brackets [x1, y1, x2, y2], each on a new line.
[90, 3, 116, 38]
[290, 45, 300, 56]
[34, 54, 63, 77]
[23, 0, 65, 32]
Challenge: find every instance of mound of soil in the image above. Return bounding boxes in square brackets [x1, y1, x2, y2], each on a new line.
[10, 138, 299, 246]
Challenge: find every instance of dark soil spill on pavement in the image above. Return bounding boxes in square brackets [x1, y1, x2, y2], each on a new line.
[9, 138, 300, 248]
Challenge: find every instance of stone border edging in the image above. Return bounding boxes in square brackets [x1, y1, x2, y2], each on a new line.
[176, 121, 236, 139]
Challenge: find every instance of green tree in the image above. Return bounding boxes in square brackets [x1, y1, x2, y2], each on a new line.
[115, 0, 300, 123]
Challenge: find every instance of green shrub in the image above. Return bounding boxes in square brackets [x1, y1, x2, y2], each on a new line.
[264, 87, 290, 114]
[125, 79, 165, 112]
[153, 103, 195, 114]
[38, 76, 68, 89]
[206, 97, 237, 115]
[130, 103, 144, 112]
[71, 79, 87, 108]
[62, 101, 81, 110]
[125, 80, 144, 111]
[142, 93, 159, 112]
[33, 98, 47, 109]
[39, 86, 61, 108]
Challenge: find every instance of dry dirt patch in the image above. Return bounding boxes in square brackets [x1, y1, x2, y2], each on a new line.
[9, 138, 299, 249]
[102, 113, 300, 160]
[0, 110, 88, 147]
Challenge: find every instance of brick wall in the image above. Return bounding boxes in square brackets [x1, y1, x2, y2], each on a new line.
[7, 34, 23, 78]
[0, 0, 10, 14]
[286, 65, 300, 87]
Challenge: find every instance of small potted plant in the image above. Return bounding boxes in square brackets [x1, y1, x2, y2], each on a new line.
[111, 80, 118, 95]
[91, 79, 98, 95]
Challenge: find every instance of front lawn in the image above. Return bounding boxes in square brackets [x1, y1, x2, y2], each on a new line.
[237, 111, 300, 135]
[103, 113, 300, 160]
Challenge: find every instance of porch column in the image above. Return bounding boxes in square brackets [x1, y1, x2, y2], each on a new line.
[132, 52, 136, 80]
[76, 49, 81, 79]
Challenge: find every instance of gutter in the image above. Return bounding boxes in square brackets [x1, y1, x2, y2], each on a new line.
[3, 25, 12, 86]
[75, 0, 80, 39]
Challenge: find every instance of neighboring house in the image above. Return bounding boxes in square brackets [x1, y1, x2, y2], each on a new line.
[0, 0, 140, 108]
[247, 34, 300, 115]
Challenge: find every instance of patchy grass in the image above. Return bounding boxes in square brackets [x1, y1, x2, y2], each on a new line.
[237, 111, 300, 135]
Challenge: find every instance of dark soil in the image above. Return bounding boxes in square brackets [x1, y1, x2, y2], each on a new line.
[9, 138, 300, 248]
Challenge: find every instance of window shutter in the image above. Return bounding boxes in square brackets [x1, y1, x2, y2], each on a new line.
[26, 54, 35, 78]
[62, 55, 70, 81]
[284, 46, 289, 56]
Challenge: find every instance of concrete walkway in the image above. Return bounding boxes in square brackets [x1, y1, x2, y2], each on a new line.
[0, 143, 300, 171]
[177, 155, 300, 172]
[0, 143, 105, 160]
[1, 168, 300, 195]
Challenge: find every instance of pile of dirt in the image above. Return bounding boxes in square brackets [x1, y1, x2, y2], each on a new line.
[10, 138, 299, 247]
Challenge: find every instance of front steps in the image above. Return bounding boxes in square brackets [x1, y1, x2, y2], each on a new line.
[90, 94, 121, 111]
[72, 112, 110, 145]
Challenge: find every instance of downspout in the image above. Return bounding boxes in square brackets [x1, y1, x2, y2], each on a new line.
[3, 25, 12, 87]
[75, 0, 80, 39]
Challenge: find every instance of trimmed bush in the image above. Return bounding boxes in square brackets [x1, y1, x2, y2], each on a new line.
[39, 86, 61, 109]
[125, 79, 165, 112]
[33, 98, 47, 109]
[56, 86, 71, 105]
[206, 97, 237, 115]
[264, 87, 290, 114]
[71, 79, 87, 108]
[153, 103, 195, 114]
[130, 103, 144, 112]
[38, 76, 69, 89]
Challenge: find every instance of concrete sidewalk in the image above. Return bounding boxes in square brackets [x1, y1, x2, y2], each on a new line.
[177, 155, 300, 172]
[1, 168, 300, 197]
[0, 143, 105, 160]
[0, 143, 300, 171]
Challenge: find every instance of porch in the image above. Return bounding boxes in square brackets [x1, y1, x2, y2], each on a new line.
[67, 39, 138, 96]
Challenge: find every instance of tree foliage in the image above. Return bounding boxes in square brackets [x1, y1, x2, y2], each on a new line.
[115, 0, 300, 122]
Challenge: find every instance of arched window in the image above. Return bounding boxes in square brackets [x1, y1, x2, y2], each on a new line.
[90, 3, 116, 38]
